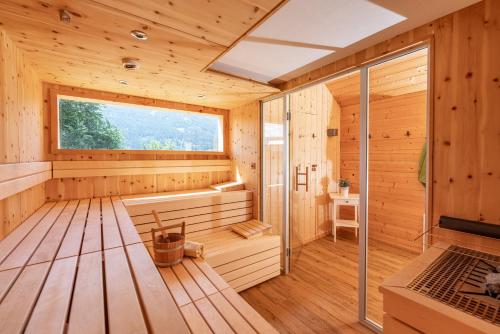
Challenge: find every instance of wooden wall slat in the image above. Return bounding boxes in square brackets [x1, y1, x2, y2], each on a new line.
[229, 101, 260, 219]
[0, 29, 46, 239]
[331, 60, 427, 253]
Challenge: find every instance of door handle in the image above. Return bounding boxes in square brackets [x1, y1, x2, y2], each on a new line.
[295, 166, 309, 192]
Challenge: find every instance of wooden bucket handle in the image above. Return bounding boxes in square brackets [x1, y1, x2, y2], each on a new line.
[151, 222, 186, 242]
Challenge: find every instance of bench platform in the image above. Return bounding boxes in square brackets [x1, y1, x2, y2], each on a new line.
[124, 190, 282, 292]
[0, 196, 278, 334]
[192, 230, 280, 292]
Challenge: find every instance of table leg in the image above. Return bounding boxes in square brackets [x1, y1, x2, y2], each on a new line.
[333, 201, 337, 242]
[355, 204, 358, 238]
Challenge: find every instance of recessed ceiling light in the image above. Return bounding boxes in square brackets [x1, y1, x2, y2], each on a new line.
[122, 57, 140, 70]
[130, 30, 148, 40]
[197, 94, 206, 98]
[119, 80, 128, 85]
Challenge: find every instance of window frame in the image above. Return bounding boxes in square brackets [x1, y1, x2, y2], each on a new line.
[50, 86, 229, 155]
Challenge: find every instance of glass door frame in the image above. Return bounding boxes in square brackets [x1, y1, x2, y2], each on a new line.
[259, 40, 432, 332]
[260, 96, 290, 273]
[359, 42, 432, 332]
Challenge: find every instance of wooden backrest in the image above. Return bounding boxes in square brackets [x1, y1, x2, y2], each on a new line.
[123, 190, 253, 243]
[0, 162, 52, 201]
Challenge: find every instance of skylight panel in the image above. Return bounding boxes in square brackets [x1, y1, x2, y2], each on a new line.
[250, 0, 407, 48]
[211, 41, 332, 83]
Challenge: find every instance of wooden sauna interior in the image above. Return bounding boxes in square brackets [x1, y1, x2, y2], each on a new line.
[1, 1, 499, 333]
[264, 49, 427, 253]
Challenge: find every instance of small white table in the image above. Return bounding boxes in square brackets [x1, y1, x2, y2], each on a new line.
[329, 193, 360, 242]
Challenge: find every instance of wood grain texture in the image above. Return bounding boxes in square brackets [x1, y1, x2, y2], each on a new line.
[289, 83, 340, 247]
[52, 159, 232, 178]
[278, 0, 499, 251]
[0, 29, 46, 239]
[43, 84, 232, 201]
[327, 50, 428, 254]
[0, 0, 282, 109]
[240, 232, 419, 332]
[431, 0, 500, 250]
[230, 100, 261, 219]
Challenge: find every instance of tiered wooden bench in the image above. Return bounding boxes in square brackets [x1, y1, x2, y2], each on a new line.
[123, 190, 281, 292]
[0, 196, 278, 333]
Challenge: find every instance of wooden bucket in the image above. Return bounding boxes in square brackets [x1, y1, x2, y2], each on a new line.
[151, 222, 185, 267]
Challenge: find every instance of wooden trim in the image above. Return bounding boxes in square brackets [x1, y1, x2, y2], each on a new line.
[426, 36, 436, 249]
[48, 84, 229, 156]
[0, 162, 52, 201]
[0, 162, 52, 183]
[52, 159, 231, 178]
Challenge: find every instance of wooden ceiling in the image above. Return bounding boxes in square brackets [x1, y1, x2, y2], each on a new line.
[0, 0, 283, 108]
[326, 48, 428, 107]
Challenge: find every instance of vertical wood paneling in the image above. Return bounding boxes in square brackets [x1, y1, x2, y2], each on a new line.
[229, 101, 260, 219]
[281, 1, 499, 251]
[432, 0, 500, 250]
[327, 51, 428, 254]
[0, 29, 45, 239]
[289, 84, 340, 247]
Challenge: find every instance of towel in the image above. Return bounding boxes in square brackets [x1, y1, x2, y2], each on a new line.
[418, 144, 426, 186]
[184, 240, 204, 258]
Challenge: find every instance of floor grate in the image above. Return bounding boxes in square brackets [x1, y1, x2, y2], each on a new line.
[407, 245, 500, 326]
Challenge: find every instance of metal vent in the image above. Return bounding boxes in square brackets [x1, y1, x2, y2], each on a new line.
[407, 245, 500, 326]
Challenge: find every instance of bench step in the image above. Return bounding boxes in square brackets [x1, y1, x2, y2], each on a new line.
[192, 230, 281, 292]
[231, 219, 272, 239]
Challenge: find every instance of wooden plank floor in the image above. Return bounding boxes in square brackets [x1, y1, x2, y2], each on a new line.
[240, 230, 419, 333]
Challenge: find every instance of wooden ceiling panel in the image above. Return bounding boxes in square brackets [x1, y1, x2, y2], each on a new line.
[326, 49, 428, 107]
[93, 0, 280, 47]
[0, 0, 282, 108]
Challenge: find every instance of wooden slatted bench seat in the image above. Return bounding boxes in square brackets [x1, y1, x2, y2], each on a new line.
[191, 230, 281, 292]
[122, 190, 281, 292]
[0, 196, 278, 334]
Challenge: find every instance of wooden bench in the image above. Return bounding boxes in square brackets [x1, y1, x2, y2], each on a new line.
[0, 196, 278, 334]
[123, 189, 281, 292]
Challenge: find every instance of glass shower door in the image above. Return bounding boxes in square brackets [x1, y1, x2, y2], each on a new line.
[361, 46, 429, 328]
[261, 97, 288, 271]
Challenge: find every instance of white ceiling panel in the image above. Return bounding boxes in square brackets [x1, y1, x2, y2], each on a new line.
[209, 0, 481, 84]
[250, 0, 406, 48]
[211, 41, 332, 83]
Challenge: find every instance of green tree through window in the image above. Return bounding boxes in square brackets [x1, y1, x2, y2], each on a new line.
[59, 99, 124, 149]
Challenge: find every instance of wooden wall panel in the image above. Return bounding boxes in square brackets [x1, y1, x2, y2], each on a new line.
[327, 51, 428, 254]
[290, 84, 340, 246]
[43, 84, 232, 200]
[229, 101, 261, 219]
[0, 29, 46, 239]
[431, 0, 500, 251]
[281, 0, 500, 252]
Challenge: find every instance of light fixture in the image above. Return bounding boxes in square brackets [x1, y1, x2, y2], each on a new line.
[119, 80, 128, 85]
[197, 94, 206, 98]
[122, 57, 140, 70]
[130, 30, 148, 40]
